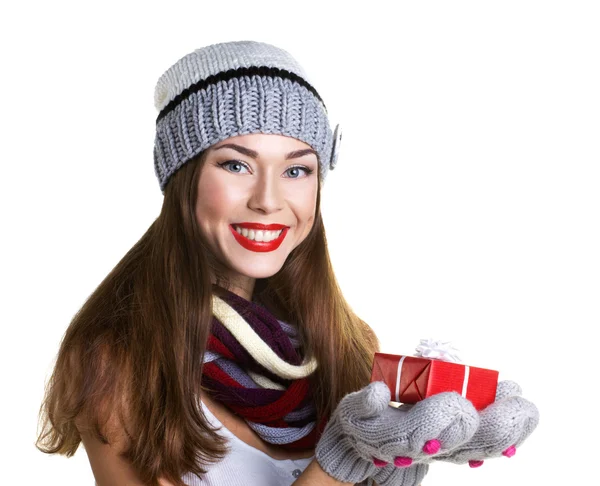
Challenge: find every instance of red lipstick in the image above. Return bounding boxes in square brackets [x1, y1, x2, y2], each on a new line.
[230, 223, 289, 252]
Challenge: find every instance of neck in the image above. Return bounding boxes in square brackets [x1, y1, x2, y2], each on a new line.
[211, 277, 256, 301]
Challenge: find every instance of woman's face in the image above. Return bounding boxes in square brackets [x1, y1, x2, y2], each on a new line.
[195, 133, 319, 297]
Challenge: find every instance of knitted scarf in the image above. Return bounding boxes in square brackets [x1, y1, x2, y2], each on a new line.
[201, 287, 330, 451]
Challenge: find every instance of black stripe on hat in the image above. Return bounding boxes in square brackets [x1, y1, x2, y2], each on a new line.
[156, 65, 327, 123]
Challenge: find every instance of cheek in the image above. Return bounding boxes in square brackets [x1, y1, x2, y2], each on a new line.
[298, 188, 317, 229]
[304, 214, 315, 237]
[196, 175, 239, 219]
[308, 185, 318, 221]
[295, 213, 316, 247]
[293, 179, 318, 209]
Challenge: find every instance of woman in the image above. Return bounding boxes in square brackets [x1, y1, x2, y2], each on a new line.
[36, 40, 539, 486]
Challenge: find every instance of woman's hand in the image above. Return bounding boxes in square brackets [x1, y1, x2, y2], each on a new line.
[315, 381, 480, 486]
[431, 380, 539, 467]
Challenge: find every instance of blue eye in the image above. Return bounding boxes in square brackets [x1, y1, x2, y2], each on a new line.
[285, 166, 314, 179]
[217, 160, 314, 178]
[218, 160, 250, 173]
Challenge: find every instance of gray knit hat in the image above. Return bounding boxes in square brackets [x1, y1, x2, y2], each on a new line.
[153, 40, 342, 194]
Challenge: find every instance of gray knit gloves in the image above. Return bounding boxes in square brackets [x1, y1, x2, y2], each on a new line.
[431, 380, 539, 467]
[315, 380, 539, 486]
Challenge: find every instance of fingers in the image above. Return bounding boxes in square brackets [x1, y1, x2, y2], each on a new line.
[406, 392, 480, 452]
[478, 395, 539, 453]
[495, 380, 522, 401]
[436, 395, 539, 465]
[369, 392, 479, 468]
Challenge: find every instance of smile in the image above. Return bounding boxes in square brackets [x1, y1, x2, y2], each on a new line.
[233, 225, 283, 242]
[229, 225, 289, 252]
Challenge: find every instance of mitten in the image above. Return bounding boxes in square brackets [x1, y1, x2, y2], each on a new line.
[432, 380, 539, 467]
[315, 381, 480, 486]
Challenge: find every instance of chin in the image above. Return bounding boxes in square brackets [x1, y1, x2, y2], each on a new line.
[233, 260, 285, 279]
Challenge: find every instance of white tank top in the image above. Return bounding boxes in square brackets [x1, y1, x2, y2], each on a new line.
[181, 399, 315, 486]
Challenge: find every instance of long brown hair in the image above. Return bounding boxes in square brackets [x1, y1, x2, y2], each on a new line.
[36, 149, 381, 486]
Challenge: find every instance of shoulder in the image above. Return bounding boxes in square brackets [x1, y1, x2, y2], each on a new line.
[77, 403, 176, 486]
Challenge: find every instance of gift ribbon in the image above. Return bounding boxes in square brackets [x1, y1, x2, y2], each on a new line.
[414, 339, 461, 363]
[394, 356, 406, 402]
[394, 356, 471, 402]
[461, 365, 470, 397]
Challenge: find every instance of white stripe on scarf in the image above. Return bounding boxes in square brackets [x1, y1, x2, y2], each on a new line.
[212, 295, 318, 380]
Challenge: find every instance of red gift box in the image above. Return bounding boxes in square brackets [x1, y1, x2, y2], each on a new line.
[370, 352, 499, 411]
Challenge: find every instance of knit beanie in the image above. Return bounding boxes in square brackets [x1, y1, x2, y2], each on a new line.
[153, 40, 342, 194]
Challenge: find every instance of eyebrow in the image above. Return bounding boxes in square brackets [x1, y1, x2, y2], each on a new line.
[211, 143, 318, 160]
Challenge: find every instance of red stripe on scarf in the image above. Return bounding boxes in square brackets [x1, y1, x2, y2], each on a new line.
[203, 361, 244, 388]
[207, 334, 235, 359]
[228, 378, 309, 421]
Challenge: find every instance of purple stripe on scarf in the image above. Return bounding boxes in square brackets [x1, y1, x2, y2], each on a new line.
[202, 286, 318, 446]
[210, 322, 289, 384]
[202, 374, 283, 407]
[210, 319, 286, 384]
[203, 374, 316, 427]
[217, 287, 301, 364]
[216, 358, 288, 389]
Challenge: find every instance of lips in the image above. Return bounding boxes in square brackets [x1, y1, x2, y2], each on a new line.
[230, 224, 289, 253]
[232, 222, 288, 231]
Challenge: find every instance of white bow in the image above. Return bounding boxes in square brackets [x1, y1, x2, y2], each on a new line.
[414, 338, 462, 363]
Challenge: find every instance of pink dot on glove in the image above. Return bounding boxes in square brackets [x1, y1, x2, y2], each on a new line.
[502, 445, 517, 458]
[394, 457, 413, 467]
[422, 439, 441, 455]
[469, 460, 484, 468]
[373, 458, 388, 467]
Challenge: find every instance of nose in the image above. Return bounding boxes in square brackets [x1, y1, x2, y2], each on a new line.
[247, 172, 284, 214]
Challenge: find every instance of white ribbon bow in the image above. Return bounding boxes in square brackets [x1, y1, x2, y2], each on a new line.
[414, 338, 462, 363]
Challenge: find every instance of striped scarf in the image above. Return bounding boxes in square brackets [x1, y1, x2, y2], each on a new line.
[201, 287, 329, 451]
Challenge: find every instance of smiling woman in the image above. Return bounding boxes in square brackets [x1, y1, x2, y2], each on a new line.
[195, 134, 320, 295]
[35, 40, 381, 486]
[35, 39, 538, 486]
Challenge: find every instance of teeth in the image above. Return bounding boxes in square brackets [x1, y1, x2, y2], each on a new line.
[234, 226, 284, 242]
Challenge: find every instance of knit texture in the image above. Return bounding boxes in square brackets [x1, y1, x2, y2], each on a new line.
[154, 41, 316, 112]
[153, 40, 339, 193]
[315, 381, 480, 485]
[198, 288, 540, 484]
[432, 380, 540, 465]
[200, 287, 327, 451]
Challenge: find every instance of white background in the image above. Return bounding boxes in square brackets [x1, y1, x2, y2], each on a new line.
[2, 1, 598, 484]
